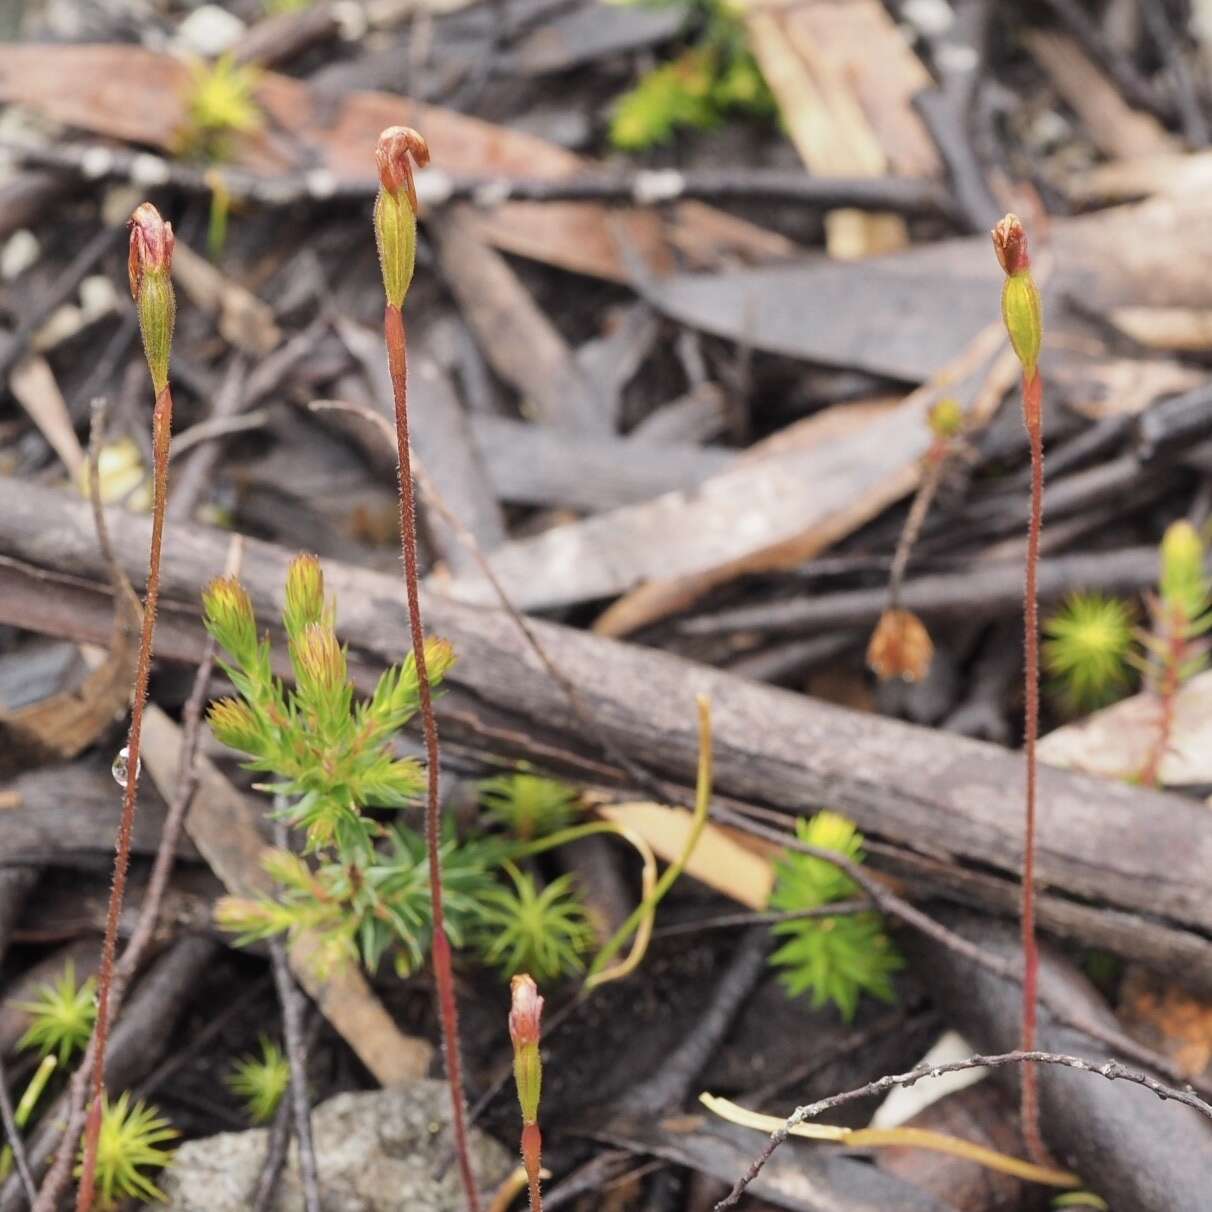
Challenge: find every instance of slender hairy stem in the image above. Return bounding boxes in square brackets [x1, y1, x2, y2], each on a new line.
[76, 384, 172, 1212]
[1138, 613, 1183, 788]
[384, 301, 479, 1210]
[711, 1047, 1212, 1208]
[1020, 368, 1044, 1163]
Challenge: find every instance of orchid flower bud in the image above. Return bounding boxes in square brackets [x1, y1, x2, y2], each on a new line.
[991, 214, 1042, 381]
[374, 126, 430, 309]
[128, 202, 176, 394]
[509, 974, 543, 1126]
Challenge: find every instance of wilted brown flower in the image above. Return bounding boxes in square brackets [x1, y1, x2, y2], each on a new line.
[867, 609, 934, 682]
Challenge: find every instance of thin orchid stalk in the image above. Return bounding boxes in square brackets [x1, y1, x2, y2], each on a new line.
[373, 126, 479, 1211]
[992, 214, 1046, 1165]
[76, 203, 176, 1212]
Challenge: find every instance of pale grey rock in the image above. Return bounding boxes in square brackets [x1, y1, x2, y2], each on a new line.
[174, 4, 246, 57]
[162, 1083, 512, 1211]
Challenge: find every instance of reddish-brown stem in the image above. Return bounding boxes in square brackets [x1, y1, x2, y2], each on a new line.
[521, 1122, 542, 1212]
[1138, 609, 1184, 788]
[1020, 368, 1044, 1164]
[75, 385, 172, 1212]
[384, 302, 480, 1212]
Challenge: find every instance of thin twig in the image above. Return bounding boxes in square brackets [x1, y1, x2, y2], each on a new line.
[251, 1083, 294, 1212]
[712, 1048, 1212, 1209]
[652, 899, 871, 938]
[0, 1054, 36, 1206]
[0, 137, 953, 219]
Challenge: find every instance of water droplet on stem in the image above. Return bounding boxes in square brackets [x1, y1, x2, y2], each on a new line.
[111, 745, 140, 788]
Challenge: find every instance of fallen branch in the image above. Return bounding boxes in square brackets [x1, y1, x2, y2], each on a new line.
[2, 480, 1212, 982]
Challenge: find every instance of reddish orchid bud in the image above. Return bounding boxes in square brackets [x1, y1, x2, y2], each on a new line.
[509, 974, 543, 1125]
[127, 202, 175, 299]
[991, 213, 1030, 277]
[127, 202, 176, 394]
[991, 213, 1042, 379]
[375, 126, 430, 213]
[509, 974, 543, 1050]
[373, 127, 430, 309]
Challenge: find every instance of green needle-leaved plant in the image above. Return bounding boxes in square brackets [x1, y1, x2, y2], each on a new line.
[1043, 592, 1135, 712]
[475, 864, 593, 984]
[227, 1037, 291, 1124]
[179, 54, 264, 162]
[74, 1092, 176, 1210]
[1135, 520, 1212, 786]
[767, 812, 902, 1021]
[217, 825, 504, 978]
[16, 962, 97, 1066]
[480, 772, 582, 840]
[609, 0, 774, 150]
[203, 556, 454, 863]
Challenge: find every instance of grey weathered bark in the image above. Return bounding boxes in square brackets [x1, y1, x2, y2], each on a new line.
[1, 476, 1211, 988]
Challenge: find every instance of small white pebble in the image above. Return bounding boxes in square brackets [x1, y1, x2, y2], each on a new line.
[175, 4, 246, 57]
[634, 168, 685, 205]
[101, 184, 144, 229]
[130, 153, 171, 187]
[472, 180, 511, 208]
[333, 0, 368, 42]
[79, 274, 119, 321]
[80, 145, 114, 180]
[936, 42, 979, 73]
[415, 166, 452, 207]
[902, 0, 954, 36]
[305, 168, 338, 199]
[1, 229, 40, 281]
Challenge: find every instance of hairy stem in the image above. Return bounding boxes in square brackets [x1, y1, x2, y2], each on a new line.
[384, 302, 479, 1211]
[1138, 615, 1184, 788]
[1020, 368, 1044, 1164]
[75, 384, 172, 1212]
